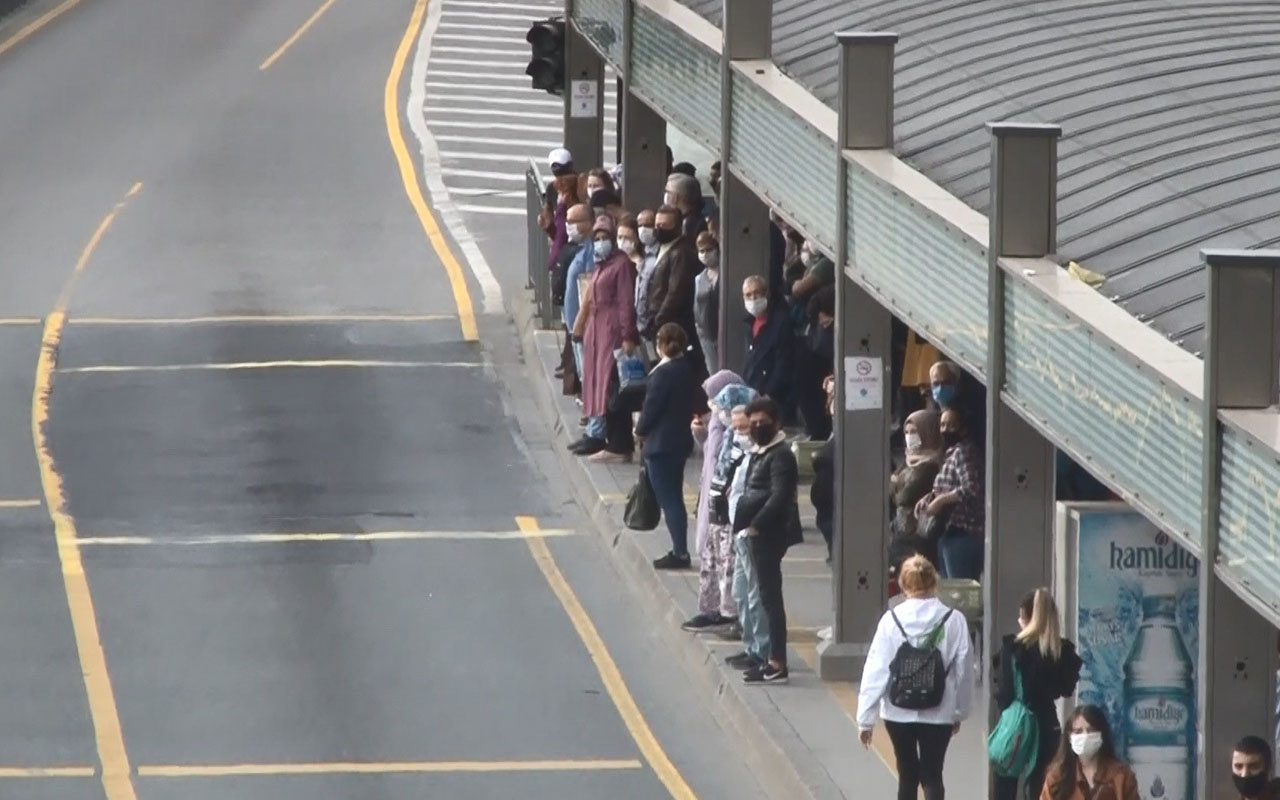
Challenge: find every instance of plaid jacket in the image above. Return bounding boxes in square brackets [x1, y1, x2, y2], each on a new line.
[933, 440, 983, 535]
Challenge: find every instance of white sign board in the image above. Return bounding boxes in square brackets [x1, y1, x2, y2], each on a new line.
[570, 80, 598, 118]
[843, 356, 883, 411]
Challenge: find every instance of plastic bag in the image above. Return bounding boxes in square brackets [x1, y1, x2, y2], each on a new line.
[614, 348, 647, 391]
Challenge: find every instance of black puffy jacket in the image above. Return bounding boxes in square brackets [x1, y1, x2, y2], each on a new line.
[733, 437, 802, 548]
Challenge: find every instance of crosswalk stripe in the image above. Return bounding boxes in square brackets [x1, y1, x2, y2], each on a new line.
[457, 205, 526, 216]
[424, 70, 530, 81]
[434, 33, 529, 44]
[430, 57, 545, 69]
[427, 106, 561, 121]
[432, 120, 562, 133]
[440, 152, 544, 162]
[440, 168, 526, 182]
[432, 45, 528, 56]
[447, 0, 562, 10]
[447, 187, 525, 197]
[436, 135, 561, 148]
[440, 11, 544, 22]
[426, 81, 563, 94]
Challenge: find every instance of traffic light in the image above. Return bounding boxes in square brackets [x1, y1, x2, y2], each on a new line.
[525, 18, 565, 95]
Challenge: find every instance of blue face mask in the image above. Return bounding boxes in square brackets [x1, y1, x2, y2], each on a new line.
[932, 384, 957, 407]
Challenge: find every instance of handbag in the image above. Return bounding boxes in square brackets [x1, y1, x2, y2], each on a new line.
[624, 467, 660, 531]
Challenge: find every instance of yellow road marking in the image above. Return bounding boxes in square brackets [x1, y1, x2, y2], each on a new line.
[33, 183, 142, 800]
[138, 759, 642, 777]
[0, 499, 41, 509]
[259, 0, 342, 70]
[516, 516, 699, 800]
[68, 314, 455, 326]
[0, 0, 88, 61]
[56, 359, 481, 374]
[386, 0, 479, 342]
[0, 766, 96, 778]
[77, 529, 575, 546]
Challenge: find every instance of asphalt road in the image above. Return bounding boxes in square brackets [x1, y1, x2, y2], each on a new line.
[0, 1, 767, 798]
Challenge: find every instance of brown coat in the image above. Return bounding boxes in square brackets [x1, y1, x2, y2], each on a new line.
[1040, 758, 1138, 800]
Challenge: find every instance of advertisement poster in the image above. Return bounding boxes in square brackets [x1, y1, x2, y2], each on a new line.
[1074, 507, 1199, 800]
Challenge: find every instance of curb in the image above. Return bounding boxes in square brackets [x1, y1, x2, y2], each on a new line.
[507, 289, 848, 800]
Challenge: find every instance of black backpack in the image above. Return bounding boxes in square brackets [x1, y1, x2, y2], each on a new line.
[887, 609, 953, 710]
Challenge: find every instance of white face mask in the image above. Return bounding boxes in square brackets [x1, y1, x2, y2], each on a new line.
[745, 297, 767, 318]
[618, 237, 637, 254]
[699, 250, 720, 269]
[638, 227, 656, 247]
[567, 225, 586, 244]
[734, 432, 752, 449]
[801, 249, 816, 268]
[593, 240, 613, 261]
[1070, 732, 1103, 758]
[905, 432, 922, 452]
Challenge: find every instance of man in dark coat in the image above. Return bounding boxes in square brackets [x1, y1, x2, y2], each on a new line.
[740, 275, 794, 405]
[645, 205, 708, 382]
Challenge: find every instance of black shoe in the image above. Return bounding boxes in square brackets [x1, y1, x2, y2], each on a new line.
[717, 622, 744, 641]
[653, 551, 692, 570]
[743, 664, 789, 685]
[567, 437, 606, 455]
[725, 652, 762, 670]
[681, 613, 726, 631]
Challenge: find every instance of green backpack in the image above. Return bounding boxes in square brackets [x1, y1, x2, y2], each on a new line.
[987, 657, 1039, 779]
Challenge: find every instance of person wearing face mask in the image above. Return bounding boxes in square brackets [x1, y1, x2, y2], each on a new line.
[915, 408, 985, 579]
[578, 215, 640, 463]
[890, 410, 943, 562]
[552, 203, 591, 394]
[741, 275, 795, 406]
[788, 240, 835, 328]
[545, 172, 583, 277]
[693, 232, 721, 374]
[1040, 705, 1138, 800]
[733, 397, 802, 685]
[633, 208, 660, 358]
[995, 589, 1082, 800]
[1231, 736, 1280, 800]
[583, 167, 614, 200]
[682, 372, 748, 632]
[634, 324, 698, 570]
[721, 400, 768, 664]
[644, 205, 708, 384]
[857, 555, 973, 800]
[793, 285, 836, 441]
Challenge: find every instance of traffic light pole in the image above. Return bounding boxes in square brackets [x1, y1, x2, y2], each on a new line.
[563, 19, 605, 172]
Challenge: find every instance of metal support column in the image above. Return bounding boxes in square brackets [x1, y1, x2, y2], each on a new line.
[818, 31, 898, 680]
[619, 0, 665, 212]
[984, 123, 1061, 748]
[1198, 249, 1280, 800]
[564, 1, 604, 172]
[716, 0, 772, 374]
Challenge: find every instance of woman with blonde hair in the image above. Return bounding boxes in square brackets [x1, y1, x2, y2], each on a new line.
[856, 555, 972, 800]
[996, 588, 1083, 800]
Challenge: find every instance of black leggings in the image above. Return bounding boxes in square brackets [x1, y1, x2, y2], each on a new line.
[884, 720, 953, 800]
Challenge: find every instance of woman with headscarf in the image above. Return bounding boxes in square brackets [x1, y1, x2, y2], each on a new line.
[682, 371, 746, 631]
[889, 410, 943, 571]
[580, 215, 639, 463]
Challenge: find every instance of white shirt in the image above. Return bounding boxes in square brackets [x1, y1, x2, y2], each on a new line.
[855, 596, 973, 730]
[728, 450, 753, 527]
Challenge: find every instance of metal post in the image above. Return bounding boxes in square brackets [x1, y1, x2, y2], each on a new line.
[564, 0, 604, 172]
[1198, 248, 1280, 800]
[619, 1, 665, 212]
[985, 123, 1061, 762]
[817, 31, 898, 680]
[716, 0, 772, 374]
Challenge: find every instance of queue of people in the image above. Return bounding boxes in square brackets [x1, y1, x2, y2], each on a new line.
[538, 148, 809, 686]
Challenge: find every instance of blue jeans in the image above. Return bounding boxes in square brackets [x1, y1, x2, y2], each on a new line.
[938, 526, 983, 580]
[645, 453, 689, 557]
[586, 416, 606, 440]
[732, 535, 770, 661]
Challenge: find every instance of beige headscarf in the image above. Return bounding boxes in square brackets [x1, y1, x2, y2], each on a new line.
[904, 409, 942, 467]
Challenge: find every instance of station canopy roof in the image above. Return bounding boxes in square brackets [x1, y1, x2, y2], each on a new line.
[686, 0, 1280, 355]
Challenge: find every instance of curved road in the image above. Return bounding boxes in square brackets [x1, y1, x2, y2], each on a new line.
[0, 1, 766, 798]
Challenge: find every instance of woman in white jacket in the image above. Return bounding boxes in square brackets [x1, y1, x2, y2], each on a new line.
[856, 555, 972, 800]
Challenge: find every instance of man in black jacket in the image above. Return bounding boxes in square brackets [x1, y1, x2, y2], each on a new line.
[733, 396, 801, 685]
[646, 205, 708, 382]
[741, 276, 795, 404]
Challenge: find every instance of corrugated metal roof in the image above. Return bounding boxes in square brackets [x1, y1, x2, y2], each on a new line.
[685, 0, 1280, 354]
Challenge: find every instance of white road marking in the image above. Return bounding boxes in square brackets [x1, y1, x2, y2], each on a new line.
[447, 0, 561, 9]
[433, 33, 527, 44]
[408, 0, 506, 315]
[435, 135, 560, 148]
[76, 529, 577, 546]
[438, 152, 542, 162]
[440, 168, 526, 181]
[424, 70, 531, 81]
[432, 120, 562, 133]
[426, 106, 560, 120]
[447, 188, 525, 197]
[456, 205, 526, 216]
[436, 21, 530, 33]
[439, 12, 542, 22]
[57, 360, 483, 374]
[432, 45, 529, 56]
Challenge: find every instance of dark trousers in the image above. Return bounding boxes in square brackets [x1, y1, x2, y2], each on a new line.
[794, 347, 832, 440]
[993, 716, 1059, 800]
[750, 537, 787, 666]
[645, 452, 689, 556]
[605, 379, 642, 455]
[884, 720, 954, 800]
